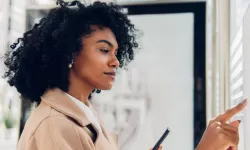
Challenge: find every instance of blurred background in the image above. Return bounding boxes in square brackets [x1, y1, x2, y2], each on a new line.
[0, 0, 250, 150]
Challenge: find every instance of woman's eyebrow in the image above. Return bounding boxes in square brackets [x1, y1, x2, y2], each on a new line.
[96, 40, 114, 48]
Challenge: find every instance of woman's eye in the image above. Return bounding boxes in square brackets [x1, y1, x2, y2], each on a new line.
[100, 49, 109, 53]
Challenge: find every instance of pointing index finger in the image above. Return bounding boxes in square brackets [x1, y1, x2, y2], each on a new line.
[215, 99, 247, 122]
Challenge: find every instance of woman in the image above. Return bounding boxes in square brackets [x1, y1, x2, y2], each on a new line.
[3, 0, 247, 150]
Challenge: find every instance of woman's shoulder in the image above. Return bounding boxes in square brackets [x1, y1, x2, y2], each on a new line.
[23, 102, 70, 135]
[18, 102, 91, 150]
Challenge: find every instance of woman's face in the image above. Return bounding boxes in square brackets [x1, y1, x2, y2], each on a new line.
[71, 26, 119, 90]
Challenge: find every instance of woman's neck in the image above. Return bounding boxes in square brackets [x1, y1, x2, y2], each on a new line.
[67, 71, 94, 106]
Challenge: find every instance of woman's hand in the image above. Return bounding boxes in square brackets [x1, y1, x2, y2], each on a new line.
[196, 99, 247, 150]
[149, 144, 162, 150]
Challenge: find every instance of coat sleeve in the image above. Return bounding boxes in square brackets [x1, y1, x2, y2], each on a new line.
[34, 116, 95, 150]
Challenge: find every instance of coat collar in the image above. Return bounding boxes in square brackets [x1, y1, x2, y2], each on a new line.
[41, 88, 91, 127]
[40, 88, 118, 148]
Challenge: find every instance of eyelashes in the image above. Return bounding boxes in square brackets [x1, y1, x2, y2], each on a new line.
[100, 49, 110, 54]
[99, 48, 118, 56]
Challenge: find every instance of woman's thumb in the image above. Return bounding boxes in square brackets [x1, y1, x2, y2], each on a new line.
[230, 120, 241, 127]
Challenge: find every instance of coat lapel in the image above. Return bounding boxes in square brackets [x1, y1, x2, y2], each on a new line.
[93, 109, 119, 148]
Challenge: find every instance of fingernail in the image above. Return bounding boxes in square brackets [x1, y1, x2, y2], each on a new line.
[237, 120, 241, 123]
[240, 99, 247, 105]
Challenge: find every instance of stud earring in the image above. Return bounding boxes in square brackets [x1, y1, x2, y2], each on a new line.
[68, 60, 73, 68]
[68, 63, 72, 68]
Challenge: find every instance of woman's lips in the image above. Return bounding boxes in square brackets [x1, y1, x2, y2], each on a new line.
[104, 72, 116, 80]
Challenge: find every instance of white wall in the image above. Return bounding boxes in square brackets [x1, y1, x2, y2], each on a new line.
[128, 13, 194, 150]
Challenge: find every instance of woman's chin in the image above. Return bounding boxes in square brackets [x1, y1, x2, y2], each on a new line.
[98, 84, 113, 90]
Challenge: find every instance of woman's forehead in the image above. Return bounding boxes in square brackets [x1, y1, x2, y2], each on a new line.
[83, 26, 118, 47]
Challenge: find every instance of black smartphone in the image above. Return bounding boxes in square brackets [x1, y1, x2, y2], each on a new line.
[152, 128, 170, 150]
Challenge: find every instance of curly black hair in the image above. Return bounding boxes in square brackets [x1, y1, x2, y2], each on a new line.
[3, 0, 138, 104]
